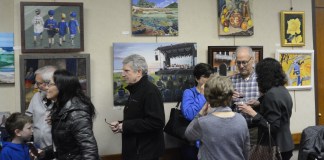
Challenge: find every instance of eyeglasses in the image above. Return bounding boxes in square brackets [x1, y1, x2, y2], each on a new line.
[35, 81, 48, 86]
[236, 57, 252, 66]
[46, 82, 56, 87]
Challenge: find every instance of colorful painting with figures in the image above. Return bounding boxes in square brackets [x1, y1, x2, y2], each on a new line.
[131, 0, 178, 36]
[218, 0, 253, 36]
[276, 50, 313, 90]
[113, 42, 197, 106]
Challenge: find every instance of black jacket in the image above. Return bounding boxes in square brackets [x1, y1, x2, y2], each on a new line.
[252, 86, 294, 152]
[122, 75, 165, 160]
[45, 97, 99, 160]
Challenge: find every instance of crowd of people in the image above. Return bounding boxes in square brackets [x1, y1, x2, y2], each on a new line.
[0, 46, 294, 160]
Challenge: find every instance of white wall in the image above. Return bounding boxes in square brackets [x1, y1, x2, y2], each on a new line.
[0, 0, 314, 155]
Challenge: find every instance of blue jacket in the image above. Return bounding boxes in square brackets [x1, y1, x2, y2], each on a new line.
[0, 142, 30, 160]
[181, 87, 206, 121]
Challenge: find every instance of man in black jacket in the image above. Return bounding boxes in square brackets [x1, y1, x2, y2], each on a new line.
[110, 54, 165, 160]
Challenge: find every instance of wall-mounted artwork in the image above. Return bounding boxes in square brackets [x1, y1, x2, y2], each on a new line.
[218, 0, 253, 36]
[113, 42, 197, 106]
[208, 46, 263, 76]
[20, 2, 84, 53]
[131, 0, 178, 36]
[276, 50, 313, 90]
[0, 33, 14, 84]
[0, 112, 10, 127]
[280, 11, 305, 47]
[19, 54, 90, 112]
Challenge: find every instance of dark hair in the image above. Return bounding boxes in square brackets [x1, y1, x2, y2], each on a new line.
[5, 112, 33, 138]
[255, 58, 287, 93]
[53, 69, 95, 119]
[193, 63, 213, 86]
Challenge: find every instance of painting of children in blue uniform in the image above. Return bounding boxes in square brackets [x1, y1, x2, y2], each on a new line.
[44, 10, 58, 48]
[58, 13, 68, 46]
[69, 11, 80, 46]
[293, 60, 304, 86]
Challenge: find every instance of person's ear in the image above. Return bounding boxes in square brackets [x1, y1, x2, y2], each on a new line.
[137, 69, 143, 75]
[15, 129, 22, 137]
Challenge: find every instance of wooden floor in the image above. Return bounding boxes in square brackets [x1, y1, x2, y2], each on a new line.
[100, 148, 182, 160]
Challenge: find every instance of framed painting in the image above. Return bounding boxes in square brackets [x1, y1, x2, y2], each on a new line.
[208, 46, 263, 76]
[113, 42, 197, 106]
[0, 33, 14, 84]
[19, 54, 90, 112]
[280, 11, 305, 47]
[131, 0, 178, 36]
[218, 0, 254, 36]
[276, 50, 313, 90]
[20, 2, 84, 53]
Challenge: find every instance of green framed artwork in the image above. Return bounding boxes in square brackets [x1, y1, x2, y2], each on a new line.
[280, 11, 305, 47]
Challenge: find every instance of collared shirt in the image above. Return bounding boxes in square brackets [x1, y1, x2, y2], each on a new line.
[230, 71, 259, 101]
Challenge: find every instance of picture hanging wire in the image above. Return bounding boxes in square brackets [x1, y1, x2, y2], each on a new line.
[290, 0, 293, 11]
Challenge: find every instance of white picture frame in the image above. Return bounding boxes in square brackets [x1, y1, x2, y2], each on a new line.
[275, 50, 314, 90]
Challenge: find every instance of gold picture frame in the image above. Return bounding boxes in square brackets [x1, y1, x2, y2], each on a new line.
[280, 11, 305, 47]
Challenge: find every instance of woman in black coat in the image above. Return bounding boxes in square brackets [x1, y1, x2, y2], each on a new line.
[44, 69, 99, 160]
[239, 58, 294, 160]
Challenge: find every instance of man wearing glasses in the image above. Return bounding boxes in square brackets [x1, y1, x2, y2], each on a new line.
[25, 66, 57, 151]
[230, 46, 260, 145]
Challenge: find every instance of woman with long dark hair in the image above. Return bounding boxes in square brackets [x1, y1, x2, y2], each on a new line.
[238, 58, 294, 160]
[43, 69, 99, 160]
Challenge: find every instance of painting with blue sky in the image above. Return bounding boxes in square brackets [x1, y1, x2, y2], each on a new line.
[0, 33, 14, 84]
[131, 0, 178, 36]
[113, 42, 197, 106]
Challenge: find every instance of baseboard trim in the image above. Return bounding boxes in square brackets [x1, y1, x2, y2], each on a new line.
[100, 148, 181, 160]
[292, 133, 301, 145]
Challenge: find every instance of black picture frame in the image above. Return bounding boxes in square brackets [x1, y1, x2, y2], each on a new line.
[20, 2, 84, 53]
[19, 53, 90, 112]
[208, 46, 263, 76]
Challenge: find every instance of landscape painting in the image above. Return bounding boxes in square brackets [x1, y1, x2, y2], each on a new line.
[0, 33, 14, 84]
[131, 0, 178, 36]
[113, 42, 197, 106]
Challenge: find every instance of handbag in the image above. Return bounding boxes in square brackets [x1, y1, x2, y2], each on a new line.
[249, 122, 282, 160]
[164, 100, 190, 142]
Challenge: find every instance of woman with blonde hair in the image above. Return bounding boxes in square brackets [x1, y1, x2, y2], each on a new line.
[185, 75, 250, 160]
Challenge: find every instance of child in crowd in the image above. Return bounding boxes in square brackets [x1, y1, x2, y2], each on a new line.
[0, 112, 37, 160]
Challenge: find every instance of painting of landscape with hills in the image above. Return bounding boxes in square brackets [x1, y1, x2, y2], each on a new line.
[132, 0, 178, 36]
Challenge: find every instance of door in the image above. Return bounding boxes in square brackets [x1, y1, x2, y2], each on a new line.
[315, 0, 324, 124]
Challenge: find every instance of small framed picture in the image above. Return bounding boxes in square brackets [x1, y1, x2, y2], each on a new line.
[276, 50, 314, 90]
[280, 11, 305, 47]
[208, 46, 263, 76]
[19, 54, 90, 112]
[20, 2, 84, 53]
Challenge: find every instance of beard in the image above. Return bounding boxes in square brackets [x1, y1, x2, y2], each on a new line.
[40, 90, 47, 99]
